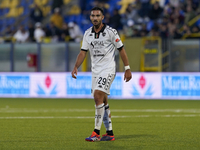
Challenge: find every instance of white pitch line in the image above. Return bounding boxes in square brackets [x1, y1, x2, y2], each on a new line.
[112, 109, 200, 113]
[0, 116, 131, 119]
[0, 108, 200, 113]
[0, 114, 200, 119]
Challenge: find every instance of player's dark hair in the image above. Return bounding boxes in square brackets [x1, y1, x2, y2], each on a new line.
[91, 7, 104, 15]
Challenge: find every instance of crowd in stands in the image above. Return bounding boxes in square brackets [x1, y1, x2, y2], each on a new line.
[1, 0, 200, 43]
[121, 0, 200, 39]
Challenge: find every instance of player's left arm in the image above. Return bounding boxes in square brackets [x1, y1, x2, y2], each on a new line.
[110, 28, 132, 82]
[119, 47, 132, 82]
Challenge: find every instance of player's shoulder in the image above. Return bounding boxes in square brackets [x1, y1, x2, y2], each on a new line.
[105, 25, 118, 35]
[84, 26, 93, 34]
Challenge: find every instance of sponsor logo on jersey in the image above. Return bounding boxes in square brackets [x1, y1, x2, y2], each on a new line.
[89, 34, 93, 36]
[90, 42, 94, 48]
[91, 41, 105, 49]
[93, 50, 104, 57]
[102, 32, 106, 36]
[115, 38, 120, 42]
[92, 41, 104, 46]
[94, 50, 101, 54]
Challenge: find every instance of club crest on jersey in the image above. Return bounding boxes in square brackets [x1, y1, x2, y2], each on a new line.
[102, 32, 106, 36]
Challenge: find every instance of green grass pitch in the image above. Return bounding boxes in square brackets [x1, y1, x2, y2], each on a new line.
[0, 98, 200, 150]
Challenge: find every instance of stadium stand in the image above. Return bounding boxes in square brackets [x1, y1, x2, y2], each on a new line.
[0, 0, 200, 42]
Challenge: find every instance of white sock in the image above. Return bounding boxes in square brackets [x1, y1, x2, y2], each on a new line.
[103, 104, 112, 131]
[95, 103, 105, 130]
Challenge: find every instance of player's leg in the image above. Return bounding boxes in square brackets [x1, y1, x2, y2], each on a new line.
[101, 94, 115, 141]
[94, 90, 105, 134]
[85, 89, 105, 142]
[101, 73, 116, 141]
[103, 94, 113, 134]
[103, 94, 108, 105]
[86, 73, 115, 142]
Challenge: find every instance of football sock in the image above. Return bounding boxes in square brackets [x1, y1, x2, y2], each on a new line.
[103, 104, 113, 135]
[107, 130, 113, 136]
[94, 129, 100, 135]
[94, 103, 105, 132]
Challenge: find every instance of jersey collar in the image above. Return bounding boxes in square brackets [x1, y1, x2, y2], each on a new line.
[91, 23, 106, 34]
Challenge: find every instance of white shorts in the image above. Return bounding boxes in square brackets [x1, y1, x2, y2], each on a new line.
[91, 72, 115, 97]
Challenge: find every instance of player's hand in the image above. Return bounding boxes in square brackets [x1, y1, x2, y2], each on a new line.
[124, 69, 132, 82]
[71, 67, 78, 79]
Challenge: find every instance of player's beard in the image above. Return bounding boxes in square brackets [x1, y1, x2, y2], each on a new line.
[93, 20, 102, 29]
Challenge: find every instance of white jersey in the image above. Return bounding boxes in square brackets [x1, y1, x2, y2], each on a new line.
[81, 24, 123, 74]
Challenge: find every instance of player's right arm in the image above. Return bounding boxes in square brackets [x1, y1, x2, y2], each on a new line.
[72, 30, 89, 79]
[71, 50, 87, 79]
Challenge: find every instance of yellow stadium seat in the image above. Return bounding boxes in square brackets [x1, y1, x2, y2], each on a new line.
[18, 7, 23, 15]
[64, 0, 71, 4]
[42, 6, 51, 16]
[34, 0, 49, 6]
[0, 0, 19, 8]
[0, 0, 10, 8]
[104, 3, 110, 9]
[151, 0, 160, 4]
[10, 0, 19, 8]
[68, 5, 81, 15]
[6, 7, 24, 17]
[118, 0, 135, 14]
[34, 0, 41, 6]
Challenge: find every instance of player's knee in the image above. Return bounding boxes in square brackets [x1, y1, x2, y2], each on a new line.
[94, 90, 104, 105]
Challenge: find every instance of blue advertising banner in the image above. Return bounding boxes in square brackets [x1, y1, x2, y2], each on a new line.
[110, 75, 122, 97]
[122, 73, 161, 99]
[0, 72, 199, 99]
[30, 73, 66, 97]
[66, 74, 92, 95]
[162, 75, 200, 97]
[66, 73, 123, 98]
[0, 75, 29, 95]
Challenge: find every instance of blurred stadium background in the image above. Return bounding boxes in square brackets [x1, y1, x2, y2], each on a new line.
[0, 0, 200, 72]
[0, 0, 200, 98]
[1, 1, 200, 149]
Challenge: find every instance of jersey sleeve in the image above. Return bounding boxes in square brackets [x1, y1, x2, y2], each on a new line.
[111, 29, 123, 50]
[81, 32, 89, 51]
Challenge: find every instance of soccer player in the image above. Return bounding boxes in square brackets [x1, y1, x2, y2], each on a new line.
[71, 7, 132, 142]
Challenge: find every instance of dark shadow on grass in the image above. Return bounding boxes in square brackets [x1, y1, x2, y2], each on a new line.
[84, 134, 157, 150]
[116, 134, 156, 140]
